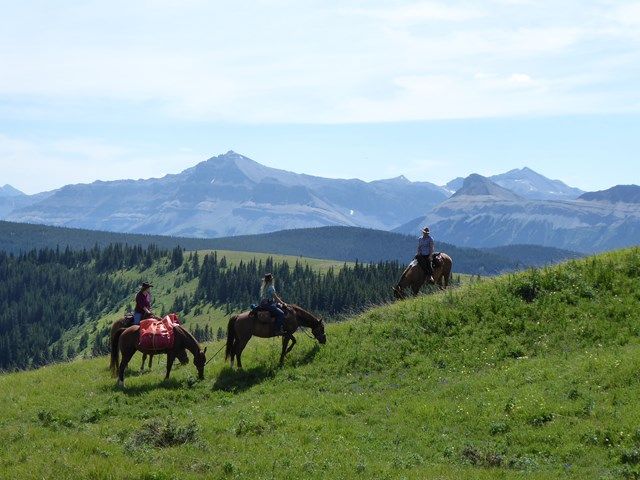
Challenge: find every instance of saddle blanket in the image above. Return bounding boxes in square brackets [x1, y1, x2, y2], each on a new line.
[138, 313, 181, 351]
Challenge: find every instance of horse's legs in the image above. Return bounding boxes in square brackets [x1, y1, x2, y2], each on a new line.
[149, 354, 153, 369]
[235, 339, 249, 370]
[279, 336, 289, 366]
[285, 334, 297, 354]
[165, 353, 175, 380]
[411, 284, 421, 296]
[118, 349, 135, 387]
[140, 353, 147, 371]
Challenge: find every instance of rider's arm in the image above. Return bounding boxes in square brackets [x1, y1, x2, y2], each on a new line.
[274, 293, 286, 305]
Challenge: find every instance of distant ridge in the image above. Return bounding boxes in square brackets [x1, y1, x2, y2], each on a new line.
[579, 185, 640, 204]
[0, 220, 581, 274]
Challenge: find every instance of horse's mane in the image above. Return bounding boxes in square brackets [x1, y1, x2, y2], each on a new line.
[290, 304, 322, 326]
[175, 324, 200, 349]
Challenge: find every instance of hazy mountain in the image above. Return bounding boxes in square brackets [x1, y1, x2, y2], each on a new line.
[396, 174, 640, 253]
[5, 151, 448, 237]
[490, 167, 584, 200]
[578, 185, 640, 204]
[0, 184, 24, 197]
[443, 177, 464, 194]
[442, 167, 583, 200]
[452, 173, 523, 201]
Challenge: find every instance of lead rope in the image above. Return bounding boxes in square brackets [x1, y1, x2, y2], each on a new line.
[205, 342, 226, 366]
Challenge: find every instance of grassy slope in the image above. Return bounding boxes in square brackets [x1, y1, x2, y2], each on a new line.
[3, 249, 639, 479]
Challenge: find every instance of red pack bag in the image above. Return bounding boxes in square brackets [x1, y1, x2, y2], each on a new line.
[138, 318, 175, 351]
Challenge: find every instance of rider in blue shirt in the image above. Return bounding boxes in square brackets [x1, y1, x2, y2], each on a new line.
[260, 273, 287, 335]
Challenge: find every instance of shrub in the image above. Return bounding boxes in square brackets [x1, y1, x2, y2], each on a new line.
[127, 417, 199, 448]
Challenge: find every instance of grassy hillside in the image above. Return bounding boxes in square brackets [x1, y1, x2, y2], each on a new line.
[0, 221, 581, 274]
[1, 248, 639, 479]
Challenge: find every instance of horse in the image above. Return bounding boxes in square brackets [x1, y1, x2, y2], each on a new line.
[110, 323, 207, 388]
[225, 304, 326, 369]
[393, 252, 453, 300]
[110, 317, 188, 371]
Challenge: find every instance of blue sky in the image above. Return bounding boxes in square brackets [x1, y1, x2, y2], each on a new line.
[0, 0, 639, 194]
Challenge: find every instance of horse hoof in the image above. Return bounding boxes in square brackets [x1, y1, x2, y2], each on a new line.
[117, 379, 125, 388]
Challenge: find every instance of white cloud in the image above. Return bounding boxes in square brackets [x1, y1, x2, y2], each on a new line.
[342, 2, 485, 24]
[0, 1, 638, 123]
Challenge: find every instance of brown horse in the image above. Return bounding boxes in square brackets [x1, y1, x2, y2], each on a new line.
[110, 323, 206, 387]
[110, 317, 188, 371]
[393, 252, 453, 299]
[225, 304, 326, 369]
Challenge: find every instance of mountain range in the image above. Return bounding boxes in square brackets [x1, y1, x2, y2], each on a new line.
[2, 151, 639, 253]
[395, 174, 640, 253]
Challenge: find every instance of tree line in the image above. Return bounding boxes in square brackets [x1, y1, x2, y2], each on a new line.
[0, 244, 180, 370]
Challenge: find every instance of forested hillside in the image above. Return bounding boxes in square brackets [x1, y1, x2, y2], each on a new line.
[0, 221, 581, 274]
[0, 244, 171, 370]
[0, 244, 415, 371]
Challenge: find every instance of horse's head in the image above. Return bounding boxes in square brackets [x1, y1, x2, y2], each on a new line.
[194, 346, 207, 379]
[312, 321, 327, 344]
[392, 286, 405, 300]
[291, 305, 327, 344]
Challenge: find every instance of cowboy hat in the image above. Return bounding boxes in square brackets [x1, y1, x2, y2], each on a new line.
[422, 227, 430, 234]
[264, 273, 274, 281]
[140, 282, 154, 289]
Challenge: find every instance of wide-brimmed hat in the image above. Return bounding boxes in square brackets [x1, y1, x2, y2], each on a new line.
[422, 227, 430, 234]
[264, 273, 274, 281]
[141, 282, 154, 289]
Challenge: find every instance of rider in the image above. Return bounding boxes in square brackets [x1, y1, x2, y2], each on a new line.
[416, 227, 435, 283]
[134, 282, 154, 325]
[260, 273, 287, 335]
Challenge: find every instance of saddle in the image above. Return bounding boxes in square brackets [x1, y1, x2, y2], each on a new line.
[249, 303, 290, 323]
[413, 252, 442, 274]
[137, 314, 181, 351]
[123, 313, 134, 327]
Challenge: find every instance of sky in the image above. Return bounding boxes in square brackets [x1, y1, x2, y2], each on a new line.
[0, 0, 639, 194]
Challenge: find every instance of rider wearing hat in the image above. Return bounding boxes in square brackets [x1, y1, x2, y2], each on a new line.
[260, 273, 287, 335]
[416, 227, 435, 283]
[134, 281, 154, 325]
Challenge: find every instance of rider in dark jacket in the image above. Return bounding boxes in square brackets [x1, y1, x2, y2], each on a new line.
[134, 282, 154, 325]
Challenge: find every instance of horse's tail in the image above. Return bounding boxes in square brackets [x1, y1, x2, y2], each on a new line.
[440, 253, 453, 288]
[225, 315, 237, 362]
[445, 255, 453, 287]
[110, 327, 125, 377]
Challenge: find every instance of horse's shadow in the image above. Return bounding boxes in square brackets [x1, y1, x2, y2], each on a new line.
[103, 376, 186, 396]
[213, 365, 276, 393]
[212, 343, 321, 393]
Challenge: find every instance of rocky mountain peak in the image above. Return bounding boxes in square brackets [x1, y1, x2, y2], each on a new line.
[452, 174, 523, 201]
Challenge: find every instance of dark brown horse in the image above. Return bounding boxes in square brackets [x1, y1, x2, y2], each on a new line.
[393, 252, 453, 299]
[110, 317, 188, 371]
[225, 304, 326, 369]
[110, 323, 207, 388]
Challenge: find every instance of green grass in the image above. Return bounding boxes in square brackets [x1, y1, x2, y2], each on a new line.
[3, 248, 638, 479]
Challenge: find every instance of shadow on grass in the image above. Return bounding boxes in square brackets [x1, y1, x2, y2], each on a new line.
[213, 365, 276, 393]
[105, 377, 187, 396]
[212, 343, 321, 392]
